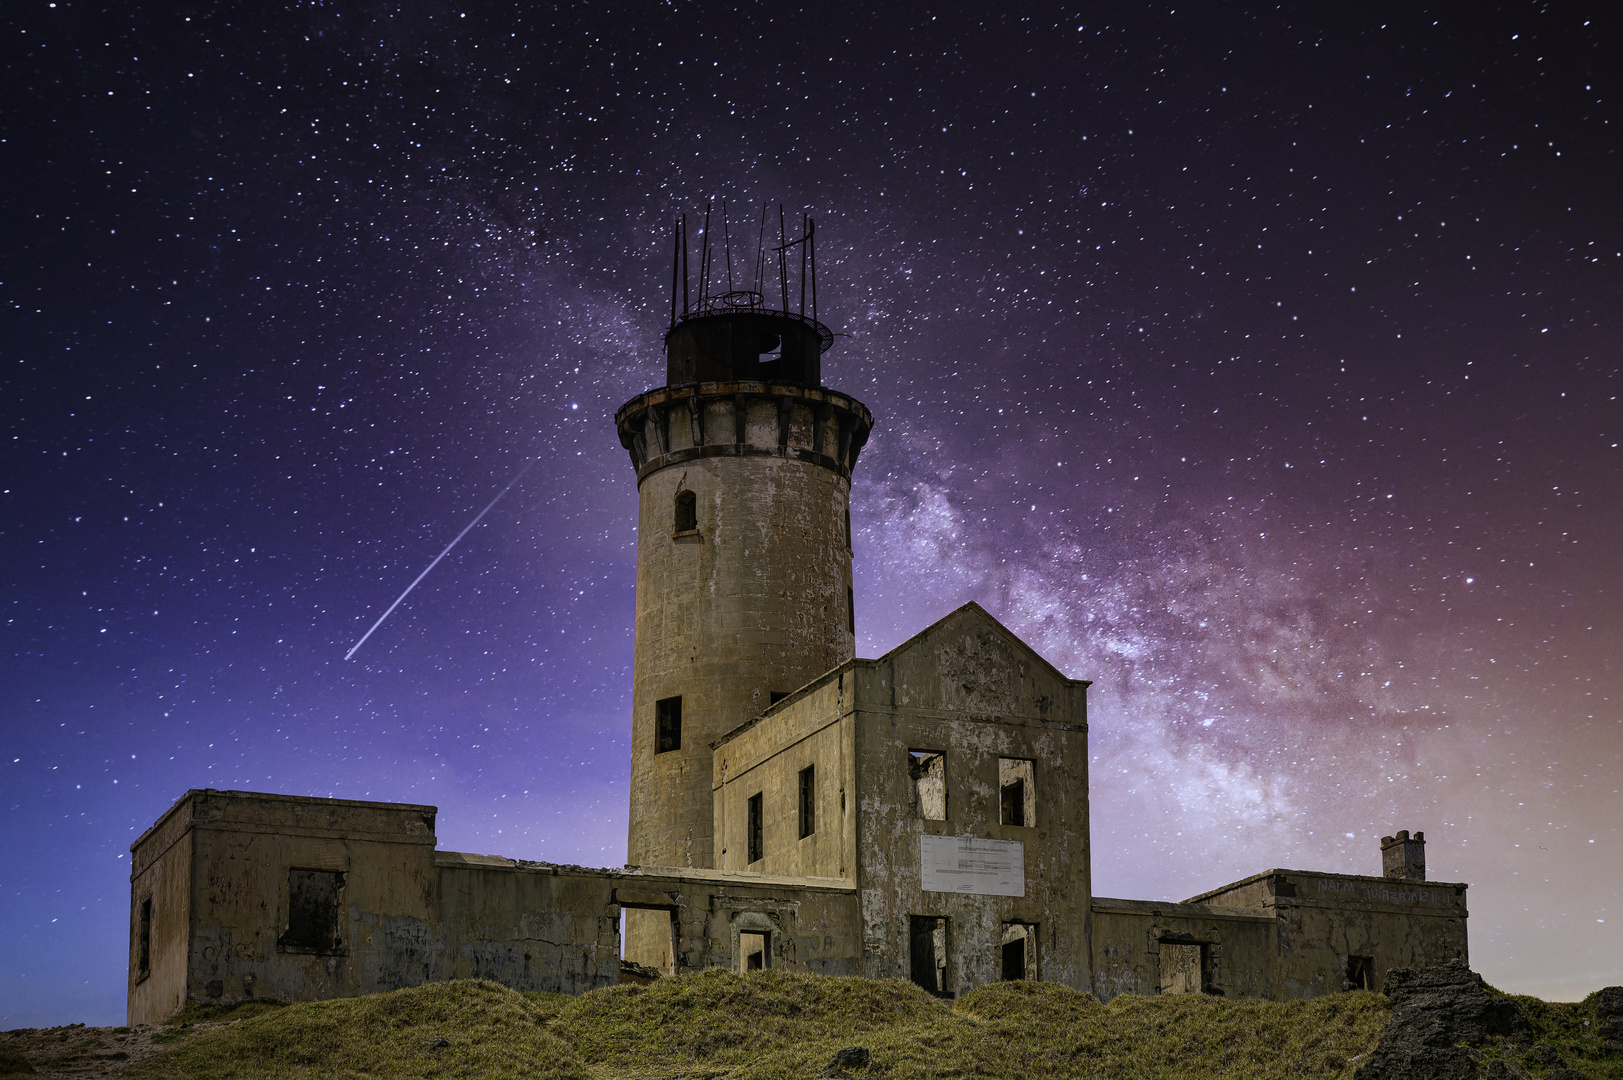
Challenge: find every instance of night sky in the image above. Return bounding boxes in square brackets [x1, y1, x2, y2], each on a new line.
[3, 1, 1619, 1027]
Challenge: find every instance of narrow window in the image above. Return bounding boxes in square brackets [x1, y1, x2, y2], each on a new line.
[844, 505, 852, 549]
[674, 489, 697, 533]
[278, 868, 345, 953]
[847, 586, 856, 635]
[798, 765, 816, 839]
[999, 758, 1035, 827]
[747, 792, 764, 863]
[909, 751, 946, 820]
[1001, 923, 1035, 981]
[655, 696, 682, 754]
[1347, 955, 1375, 991]
[909, 915, 949, 996]
[740, 931, 770, 971]
[137, 896, 152, 978]
[769, 691, 789, 706]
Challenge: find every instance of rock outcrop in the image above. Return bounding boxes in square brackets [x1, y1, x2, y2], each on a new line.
[1354, 960, 1529, 1080]
[1597, 985, 1623, 1053]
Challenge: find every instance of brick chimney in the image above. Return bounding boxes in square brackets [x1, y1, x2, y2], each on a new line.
[1381, 830, 1426, 881]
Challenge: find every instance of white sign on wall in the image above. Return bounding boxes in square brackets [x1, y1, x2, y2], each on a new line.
[919, 835, 1025, 897]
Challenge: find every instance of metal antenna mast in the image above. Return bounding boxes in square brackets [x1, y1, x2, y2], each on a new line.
[755, 202, 768, 296]
[778, 204, 788, 313]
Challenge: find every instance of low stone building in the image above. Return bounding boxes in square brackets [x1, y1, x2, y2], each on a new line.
[128, 228, 1469, 1021]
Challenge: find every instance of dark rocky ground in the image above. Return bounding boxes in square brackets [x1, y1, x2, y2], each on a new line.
[1355, 960, 1623, 1080]
[0, 1024, 163, 1079]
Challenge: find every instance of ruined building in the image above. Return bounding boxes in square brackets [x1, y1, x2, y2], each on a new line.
[127, 216, 1468, 1024]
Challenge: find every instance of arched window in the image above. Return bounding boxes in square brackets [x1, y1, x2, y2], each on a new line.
[674, 489, 698, 534]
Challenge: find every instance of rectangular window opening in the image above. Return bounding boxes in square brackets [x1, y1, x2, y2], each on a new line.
[619, 906, 676, 982]
[1001, 922, 1036, 981]
[909, 915, 950, 997]
[1158, 941, 1208, 995]
[655, 696, 682, 754]
[740, 931, 770, 972]
[999, 758, 1036, 827]
[798, 765, 816, 839]
[1347, 954, 1375, 992]
[909, 751, 946, 821]
[137, 896, 152, 978]
[847, 586, 856, 635]
[747, 792, 764, 863]
[279, 868, 345, 954]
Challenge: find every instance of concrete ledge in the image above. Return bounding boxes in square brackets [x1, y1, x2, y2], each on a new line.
[1092, 896, 1276, 923]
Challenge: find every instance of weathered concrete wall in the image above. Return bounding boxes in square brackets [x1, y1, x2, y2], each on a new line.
[128, 792, 195, 1025]
[711, 604, 1093, 996]
[127, 790, 440, 1024]
[613, 866, 861, 977]
[1191, 869, 1469, 998]
[1090, 869, 1469, 1004]
[435, 854, 619, 995]
[859, 605, 1092, 994]
[1089, 898, 1278, 1002]
[130, 790, 862, 1021]
[618, 382, 872, 873]
[711, 669, 858, 879]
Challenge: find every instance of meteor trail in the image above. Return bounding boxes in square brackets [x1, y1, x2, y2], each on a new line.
[344, 458, 538, 661]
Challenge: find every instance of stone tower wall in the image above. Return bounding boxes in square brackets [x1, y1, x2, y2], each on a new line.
[616, 382, 871, 870]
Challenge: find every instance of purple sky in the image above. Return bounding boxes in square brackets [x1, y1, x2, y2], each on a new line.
[3, 1, 1619, 1027]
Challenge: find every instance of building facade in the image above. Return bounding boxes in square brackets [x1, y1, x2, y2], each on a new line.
[127, 233, 1468, 1022]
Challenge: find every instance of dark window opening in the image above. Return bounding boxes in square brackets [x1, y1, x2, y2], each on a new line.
[909, 915, 950, 997]
[798, 765, 816, 839]
[844, 506, 852, 549]
[674, 489, 697, 533]
[909, 751, 946, 820]
[278, 868, 345, 954]
[740, 931, 770, 971]
[1347, 955, 1375, 991]
[137, 897, 152, 978]
[769, 691, 789, 706]
[1002, 937, 1026, 980]
[999, 758, 1035, 827]
[747, 792, 764, 863]
[1000, 923, 1036, 981]
[1001, 778, 1026, 827]
[847, 586, 856, 635]
[655, 696, 682, 754]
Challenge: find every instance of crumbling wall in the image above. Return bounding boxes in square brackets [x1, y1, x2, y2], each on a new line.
[436, 854, 621, 995]
[847, 606, 1093, 995]
[615, 870, 861, 977]
[131, 790, 863, 1022]
[1089, 898, 1277, 1002]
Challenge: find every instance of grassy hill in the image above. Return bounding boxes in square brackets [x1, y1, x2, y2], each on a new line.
[4, 970, 1616, 1079]
[123, 971, 1391, 1080]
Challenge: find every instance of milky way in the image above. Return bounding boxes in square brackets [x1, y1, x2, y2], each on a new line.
[3, 2, 1619, 1024]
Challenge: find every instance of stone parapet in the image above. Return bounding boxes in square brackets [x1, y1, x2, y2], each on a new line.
[615, 381, 873, 484]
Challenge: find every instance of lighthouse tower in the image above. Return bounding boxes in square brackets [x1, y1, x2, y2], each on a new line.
[614, 210, 873, 873]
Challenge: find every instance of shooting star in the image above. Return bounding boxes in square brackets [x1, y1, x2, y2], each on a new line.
[344, 457, 538, 661]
